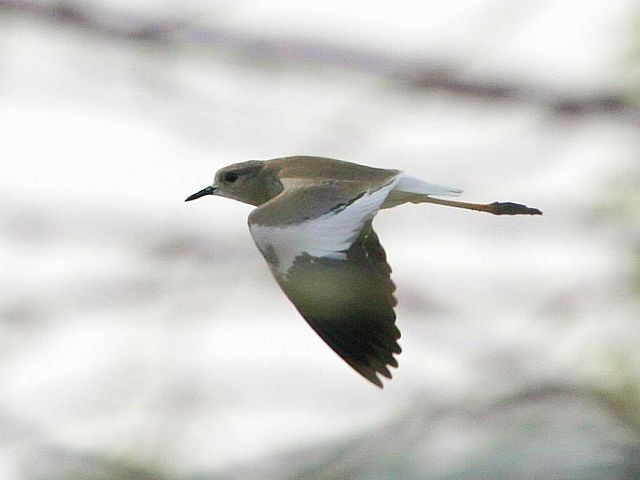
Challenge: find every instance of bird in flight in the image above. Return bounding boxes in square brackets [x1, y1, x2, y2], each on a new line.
[185, 156, 541, 387]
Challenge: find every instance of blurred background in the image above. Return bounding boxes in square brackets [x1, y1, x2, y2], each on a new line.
[1, 0, 640, 478]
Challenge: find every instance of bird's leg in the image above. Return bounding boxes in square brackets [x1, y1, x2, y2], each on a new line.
[421, 196, 542, 215]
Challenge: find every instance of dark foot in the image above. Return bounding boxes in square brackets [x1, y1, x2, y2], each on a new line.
[490, 202, 543, 215]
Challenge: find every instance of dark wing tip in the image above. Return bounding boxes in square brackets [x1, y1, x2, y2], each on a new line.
[371, 374, 384, 389]
[349, 357, 396, 388]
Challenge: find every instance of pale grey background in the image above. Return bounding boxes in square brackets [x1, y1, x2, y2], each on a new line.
[1, 1, 639, 478]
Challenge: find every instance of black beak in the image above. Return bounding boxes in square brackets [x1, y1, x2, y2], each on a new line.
[185, 186, 215, 202]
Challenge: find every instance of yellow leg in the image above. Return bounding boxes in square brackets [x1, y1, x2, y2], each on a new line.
[420, 197, 542, 215]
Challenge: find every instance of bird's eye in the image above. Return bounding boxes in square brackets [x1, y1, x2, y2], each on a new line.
[224, 172, 238, 183]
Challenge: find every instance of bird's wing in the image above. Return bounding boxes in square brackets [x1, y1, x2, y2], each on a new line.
[248, 178, 401, 387]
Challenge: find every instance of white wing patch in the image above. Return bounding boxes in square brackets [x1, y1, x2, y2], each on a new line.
[250, 177, 400, 275]
[394, 174, 462, 197]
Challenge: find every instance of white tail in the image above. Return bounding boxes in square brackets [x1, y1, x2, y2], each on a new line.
[394, 174, 462, 197]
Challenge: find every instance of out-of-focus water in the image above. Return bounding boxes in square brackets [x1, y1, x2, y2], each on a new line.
[1, 1, 639, 478]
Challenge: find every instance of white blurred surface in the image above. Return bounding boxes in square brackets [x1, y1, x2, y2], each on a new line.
[0, 1, 639, 478]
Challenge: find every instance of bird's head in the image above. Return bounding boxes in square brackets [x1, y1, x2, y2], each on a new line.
[185, 160, 270, 206]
